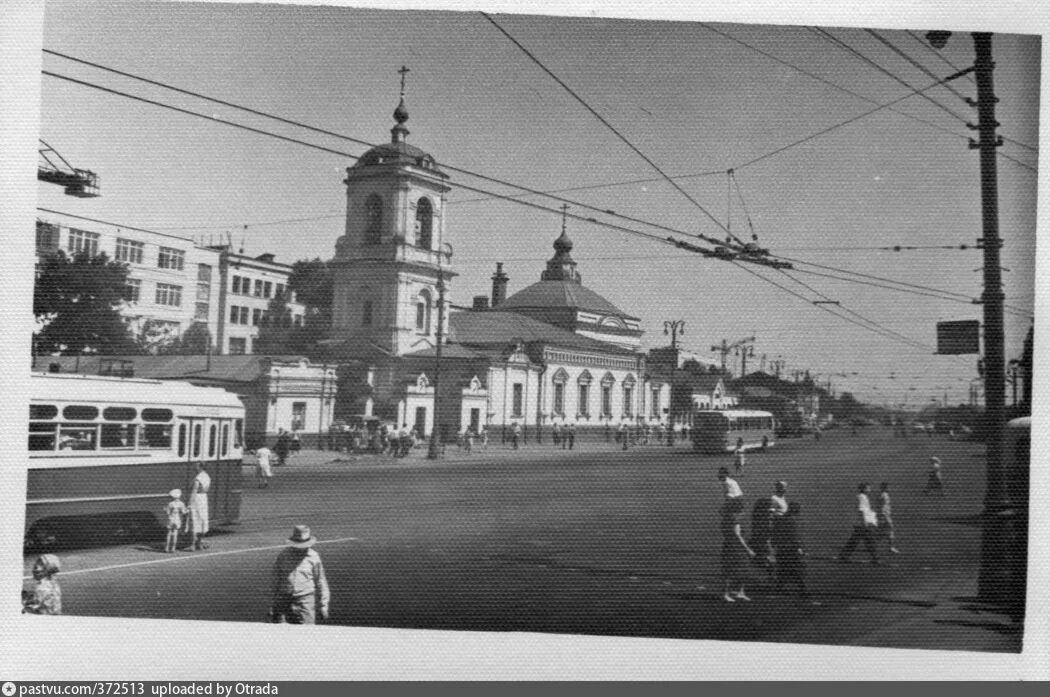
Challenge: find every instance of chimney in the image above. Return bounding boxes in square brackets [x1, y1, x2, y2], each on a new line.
[491, 262, 509, 308]
[472, 295, 490, 311]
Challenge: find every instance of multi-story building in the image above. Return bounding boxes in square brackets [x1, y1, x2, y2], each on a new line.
[211, 248, 306, 356]
[34, 209, 304, 355]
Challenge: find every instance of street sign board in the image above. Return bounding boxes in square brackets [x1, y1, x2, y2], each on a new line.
[936, 320, 980, 354]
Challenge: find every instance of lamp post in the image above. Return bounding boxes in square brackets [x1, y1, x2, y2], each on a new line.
[663, 319, 685, 350]
[927, 30, 1010, 603]
[428, 243, 454, 460]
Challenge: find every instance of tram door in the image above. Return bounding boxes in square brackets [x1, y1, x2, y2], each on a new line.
[177, 417, 231, 523]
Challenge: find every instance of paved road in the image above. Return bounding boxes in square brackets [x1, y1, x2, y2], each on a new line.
[23, 427, 1022, 652]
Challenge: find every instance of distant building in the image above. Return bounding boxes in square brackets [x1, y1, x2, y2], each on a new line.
[34, 210, 304, 355]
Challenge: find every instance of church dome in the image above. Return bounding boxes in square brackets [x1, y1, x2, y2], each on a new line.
[499, 279, 633, 318]
[353, 140, 442, 171]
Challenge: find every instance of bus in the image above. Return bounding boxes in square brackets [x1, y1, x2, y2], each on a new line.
[691, 409, 776, 454]
[25, 372, 246, 549]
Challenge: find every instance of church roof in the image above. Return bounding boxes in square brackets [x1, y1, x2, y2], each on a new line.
[448, 310, 637, 355]
[498, 280, 637, 320]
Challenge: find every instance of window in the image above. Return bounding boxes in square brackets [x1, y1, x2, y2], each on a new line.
[416, 290, 432, 332]
[264, 281, 273, 298]
[228, 337, 247, 355]
[234, 419, 244, 448]
[141, 424, 173, 449]
[192, 424, 201, 457]
[651, 387, 661, 419]
[602, 385, 612, 418]
[178, 424, 187, 457]
[365, 194, 382, 245]
[252, 308, 263, 326]
[208, 424, 217, 458]
[124, 278, 141, 303]
[157, 246, 185, 270]
[232, 275, 246, 295]
[100, 423, 136, 449]
[155, 283, 182, 307]
[623, 386, 634, 417]
[221, 423, 230, 456]
[577, 384, 590, 417]
[292, 402, 307, 431]
[553, 383, 565, 416]
[254, 279, 264, 297]
[196, 281, 211, 302]
[68, 228, 100, 256]
[63, 405, 99, 420]
[195, 302, 209, 321]
[362, 300, 373, 326]
[197, 264, 212, 282]
[115, 238, 144, 264]
[30, 422, 57, 451]
[512, 384, 524, 418]
[229, 306, 249, 325]
[36, 221, 60, 252]
[416, 197, 433, 248]
[275, 283, 285, 299]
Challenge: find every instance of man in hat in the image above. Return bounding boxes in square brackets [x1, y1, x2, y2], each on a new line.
[269, 525, 331, 624]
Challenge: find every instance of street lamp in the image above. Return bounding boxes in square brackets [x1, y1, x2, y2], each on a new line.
[663, 319, 685, 350]
[427, 243, 454, 460]
[928, 30, 1011, 604]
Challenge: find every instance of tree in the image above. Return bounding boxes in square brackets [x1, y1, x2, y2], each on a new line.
[254, 291, 296, 354]
[155, 321, 212, 355]
[34, 250, 141, 355]
[288, 258, 332, 345]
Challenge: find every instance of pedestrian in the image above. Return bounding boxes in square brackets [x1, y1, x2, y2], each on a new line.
[255, 444, 274, 488]
[552, 423, 562, 447]
[877, 482, 900, 554]
[567, 423, 576, 450]
[748, 496, 775, 573]
[720, 489, 756, 602]
[718, 467, 745, 515]
[464, 428, 474, 454]
[479, 425, 488, 449]
[923, 457, 944, 496]
[733, 441, 746, 474]
[512, 422, 521, 450]
[269, 525, 331, 625]
[771, 501, 808, 599]
[187, 462, 211, 551]
[769, 481, 789, 518]
[291, 428, 302, 454]
[838, 482, 880, 564]
[164, 488, 188, 553]
[274, 429, 290, 467]
[401, 424, 416, 457]
[22, 554, 62, 615]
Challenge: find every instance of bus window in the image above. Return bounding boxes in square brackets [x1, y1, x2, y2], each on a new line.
[208, 424, 217, 458]
[29, 422, 57, 451]
[178, 424, 187, 457]
[142, 408, 174, 423]
[192, 424, 202, 458]
[100, 423, 137, 448]
[142, 424, 173, 449]
[234, 419, 244, 448]
[30, 404, 58, 420]
[221, 424, 230, 456]
[58, 424, 97, 450]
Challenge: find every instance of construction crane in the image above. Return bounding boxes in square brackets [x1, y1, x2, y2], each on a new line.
[710, 336, 755, 375]
[38, 140, 99, 197]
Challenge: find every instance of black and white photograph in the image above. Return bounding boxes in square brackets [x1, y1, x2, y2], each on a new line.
[3, 0, 1046, 681]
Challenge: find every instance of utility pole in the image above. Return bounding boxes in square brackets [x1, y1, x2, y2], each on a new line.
[710, 336, 755, 375]
[663, 320, 685, 350]
[427, 244, 453, 460]
[928, 30, 1009, 604]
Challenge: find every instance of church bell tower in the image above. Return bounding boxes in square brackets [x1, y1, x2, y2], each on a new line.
[331, 67, 454, 356]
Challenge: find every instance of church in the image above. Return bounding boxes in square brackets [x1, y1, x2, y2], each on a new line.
[317, 84, 670, 444]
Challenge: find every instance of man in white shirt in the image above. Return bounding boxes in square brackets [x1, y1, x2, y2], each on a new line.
[255, 445, 273, 488]
[769, 481, 789, 517]
[718, 467, 744, 514]
[837, 482, 880, 564]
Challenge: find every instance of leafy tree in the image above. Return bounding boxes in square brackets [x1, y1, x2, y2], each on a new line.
[288, 258, 332, 345]
[254, 291, 296, 354]
[34, 250, 141, 355]
[155, 321, 212, 355]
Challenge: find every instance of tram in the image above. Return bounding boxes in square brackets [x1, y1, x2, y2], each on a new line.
[25, 372, 245, 548]
[691, 409, 776, 454]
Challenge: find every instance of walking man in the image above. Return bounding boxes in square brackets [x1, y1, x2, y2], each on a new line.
[733, 441, 746, 474]
[254, 444, 273, 488]
[269, 525, 331, 625]
[877, 482, 900, 554]
[838, 482, 880, 564]
[567, 423, 576, 450]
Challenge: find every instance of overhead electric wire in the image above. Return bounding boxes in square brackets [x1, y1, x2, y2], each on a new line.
[479, 12, 747, 247]
[865, 29, 1037, 154]
[905, 30, 976, 83]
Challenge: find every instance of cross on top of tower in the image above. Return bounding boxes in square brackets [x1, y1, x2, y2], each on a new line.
[398, 65, 410, 97]
[392, 65, 410, 141]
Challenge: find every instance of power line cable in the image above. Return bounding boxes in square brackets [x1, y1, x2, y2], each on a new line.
[479, 12, 745, 247]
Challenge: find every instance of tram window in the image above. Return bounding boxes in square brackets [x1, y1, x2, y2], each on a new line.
[221, 424, 230, 456]
[178, 424, 187, 457]
[29, 422, 57, 451]
[63, 405, 99, 421]
[100, 423, 137, 448]
[30, 404, 58, 420]
[103, 406, 137, 421]
[208, 424, 217, 457]
[142, 408, 174, 422]
[142, 424, 173, 449]
[192, 424, 202, 458]
[234, 419, 244, 448]
[58, 425, 97, 450]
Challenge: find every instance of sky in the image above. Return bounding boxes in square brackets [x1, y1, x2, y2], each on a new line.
[31, 0, 1041, 408]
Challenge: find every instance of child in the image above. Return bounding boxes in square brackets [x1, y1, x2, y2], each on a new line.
[165, 488, 189, 553]
[22, 554, 62, 614]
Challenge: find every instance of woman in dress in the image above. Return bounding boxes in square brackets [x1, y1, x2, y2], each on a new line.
[721, 500, 756, 602]
[188, 462, 211, 551]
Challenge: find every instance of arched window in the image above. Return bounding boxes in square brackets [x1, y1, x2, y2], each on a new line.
[577, 370, 593, 418]
[416, 197, 433, 249]
[551, 368, 569, 416]
[601, 373, 615, 418]
[622, 374, 636, 418]
[416, 289, 432, 333]
[364, 194, 382, 245]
